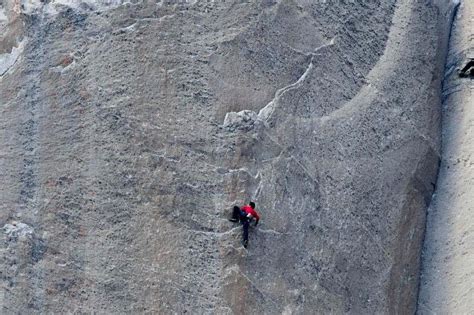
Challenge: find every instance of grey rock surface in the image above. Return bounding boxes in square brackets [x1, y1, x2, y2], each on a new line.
[418, 1, 474, 313]
[0, 0, 458, 313]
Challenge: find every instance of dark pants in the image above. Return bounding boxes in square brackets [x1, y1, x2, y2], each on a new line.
[242, 219, 249, 243]
[232, 207, 250, 243]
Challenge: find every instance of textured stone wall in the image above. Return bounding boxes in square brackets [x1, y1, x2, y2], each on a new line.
[418, 0, 474, 313]
[0, 0, 457, 313]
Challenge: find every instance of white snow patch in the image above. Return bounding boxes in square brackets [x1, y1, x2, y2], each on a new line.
[3, 221, 34, 238]
[0, 39, 26, 77]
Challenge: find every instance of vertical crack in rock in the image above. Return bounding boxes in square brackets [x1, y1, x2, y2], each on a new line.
[18, 15, 45, 214]
[417, 0, 474, 313]
[16, 10, 48, 311]
[0, 0, 464, 313]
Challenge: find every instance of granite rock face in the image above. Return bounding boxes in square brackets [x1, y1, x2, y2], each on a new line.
[418, 1, 474, 313]
[0, 0, 457, 313]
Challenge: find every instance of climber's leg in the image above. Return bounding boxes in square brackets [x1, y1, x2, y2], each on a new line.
[242, 219, 249, 248]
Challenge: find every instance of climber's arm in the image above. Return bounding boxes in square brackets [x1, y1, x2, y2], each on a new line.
[253, 210, 260, 226]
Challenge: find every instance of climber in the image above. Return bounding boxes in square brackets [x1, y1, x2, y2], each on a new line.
[229, 202, 260, 248]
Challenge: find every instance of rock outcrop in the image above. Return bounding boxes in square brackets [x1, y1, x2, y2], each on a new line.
[418, 1, 474, 313]
[0, 0, 459, 313]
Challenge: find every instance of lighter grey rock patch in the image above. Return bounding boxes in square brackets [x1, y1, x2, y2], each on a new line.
[223, 109, 259, 132]
[3, 221, 34, 238]
[0, 7, 7, 23]
[0, 39, 25, 77]
[258, 38, 336, 122]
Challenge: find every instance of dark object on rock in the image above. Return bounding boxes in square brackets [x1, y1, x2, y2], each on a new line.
[458, 58, 474, 78]
[0, 0, 460, 313]
[230, 204, 259, 247]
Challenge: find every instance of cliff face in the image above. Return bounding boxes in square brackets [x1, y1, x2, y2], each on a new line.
[0, 0, 456, 313]
[418, 1, 474, 313]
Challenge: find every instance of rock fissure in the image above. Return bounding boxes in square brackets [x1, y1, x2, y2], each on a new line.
[0, 0, 466, 313]
[258, 38, 336, 122]
[417, 0, 474, 312]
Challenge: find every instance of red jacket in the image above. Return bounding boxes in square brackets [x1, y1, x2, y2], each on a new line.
[241, 205, 260, 222]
